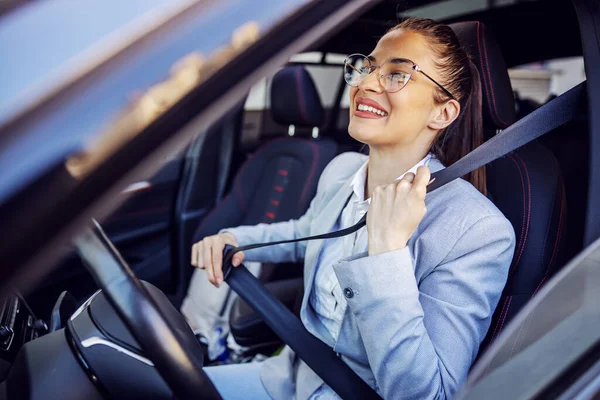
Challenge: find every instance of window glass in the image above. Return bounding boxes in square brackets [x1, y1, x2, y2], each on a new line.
[509, 56, 585, 104]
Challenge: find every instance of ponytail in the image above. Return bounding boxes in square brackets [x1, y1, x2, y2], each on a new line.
[432, 61, 485, 195]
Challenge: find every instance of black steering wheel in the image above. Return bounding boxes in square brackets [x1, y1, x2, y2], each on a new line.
[74, 220, 222, 400]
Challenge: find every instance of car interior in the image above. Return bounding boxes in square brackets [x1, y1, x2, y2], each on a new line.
[0, 0, 595, 398]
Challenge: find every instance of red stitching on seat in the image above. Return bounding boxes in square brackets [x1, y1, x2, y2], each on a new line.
[274, 185, 284, 192]
[265, 212, 275, 219]
[514, 153, 532, 269]
[490, 296, 512, 343]
[270, 200, 280, 206]
[278, 169, 289, 176]
[532, 185, 566, 297]
[494, 296, 513, 341]
[480, 23, 509, 127]
[512, 153, 531, 272]
[507, 154, 528, 275]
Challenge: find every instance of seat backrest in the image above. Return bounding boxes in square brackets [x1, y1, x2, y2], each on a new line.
[192, 66, 337, 243]
[450, 22, 568, 353]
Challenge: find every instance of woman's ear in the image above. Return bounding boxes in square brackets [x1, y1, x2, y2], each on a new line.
[428, 99, 460, 130]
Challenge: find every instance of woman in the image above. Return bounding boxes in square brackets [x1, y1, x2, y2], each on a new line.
[191, 17, 516, 400]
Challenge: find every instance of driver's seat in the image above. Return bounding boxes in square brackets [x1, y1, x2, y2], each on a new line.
[451, 21, 568, 352]
[228, 21, 568, 358]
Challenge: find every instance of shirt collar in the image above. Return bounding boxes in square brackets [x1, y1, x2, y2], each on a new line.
[349, 153, 434, 202]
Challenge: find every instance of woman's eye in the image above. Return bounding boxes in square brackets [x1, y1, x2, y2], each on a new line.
[389, 73, 408, 81]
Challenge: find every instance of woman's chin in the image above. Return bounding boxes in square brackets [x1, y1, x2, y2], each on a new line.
[348, 124, 380, 145]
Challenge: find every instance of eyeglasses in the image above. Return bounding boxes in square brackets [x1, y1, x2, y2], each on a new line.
[343, 53, 455, 100]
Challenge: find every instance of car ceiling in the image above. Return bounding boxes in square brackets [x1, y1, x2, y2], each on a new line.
[315, 0, 582, 68]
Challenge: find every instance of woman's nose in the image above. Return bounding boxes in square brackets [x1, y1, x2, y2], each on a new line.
[358, 70, 383, 93]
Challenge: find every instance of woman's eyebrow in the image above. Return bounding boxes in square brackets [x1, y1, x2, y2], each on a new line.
[389, 57, 413, 64]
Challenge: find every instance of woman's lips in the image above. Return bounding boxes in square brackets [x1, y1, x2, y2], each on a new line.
[354, 109, 386, 119]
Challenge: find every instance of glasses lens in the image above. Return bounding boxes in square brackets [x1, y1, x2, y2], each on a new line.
[379, 59, 413, 92]
[344, 54, 370, 87]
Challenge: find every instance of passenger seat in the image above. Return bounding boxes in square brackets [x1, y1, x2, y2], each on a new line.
[450, 21, 568, 354]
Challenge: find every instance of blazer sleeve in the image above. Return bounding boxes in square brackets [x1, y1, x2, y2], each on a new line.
[333, 215, 515, 399]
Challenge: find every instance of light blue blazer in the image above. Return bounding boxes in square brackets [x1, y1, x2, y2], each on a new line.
[224, 152, 516, 399]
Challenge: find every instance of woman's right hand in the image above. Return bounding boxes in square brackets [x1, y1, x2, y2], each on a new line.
[191, 232, 245, 288]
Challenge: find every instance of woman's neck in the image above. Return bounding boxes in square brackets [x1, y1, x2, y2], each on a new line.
[365, 145, 430, 199]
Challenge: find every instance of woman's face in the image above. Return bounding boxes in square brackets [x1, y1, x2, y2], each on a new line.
[348, 30, 447, 148]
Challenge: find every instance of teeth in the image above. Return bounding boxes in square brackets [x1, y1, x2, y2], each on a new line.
[357, 103, 387, 116]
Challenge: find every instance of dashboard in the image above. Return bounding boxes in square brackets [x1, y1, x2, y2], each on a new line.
[0, 293, 46, 381]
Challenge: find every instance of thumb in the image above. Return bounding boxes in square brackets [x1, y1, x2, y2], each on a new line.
[232, 251, 245, 267]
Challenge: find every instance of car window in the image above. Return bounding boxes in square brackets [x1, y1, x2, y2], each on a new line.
[457, 237, 600, 400]
[510, 56, 586, 107]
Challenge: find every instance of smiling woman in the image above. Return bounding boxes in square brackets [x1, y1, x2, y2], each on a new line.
[190, 16, 515, 400]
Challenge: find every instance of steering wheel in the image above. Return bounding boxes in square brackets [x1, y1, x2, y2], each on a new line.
[74, 220, 222, 400]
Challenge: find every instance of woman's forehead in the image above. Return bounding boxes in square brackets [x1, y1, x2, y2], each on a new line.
[370, 30, 431, 66]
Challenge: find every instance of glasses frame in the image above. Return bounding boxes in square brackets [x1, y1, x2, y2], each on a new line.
[344, 53, 455, 100]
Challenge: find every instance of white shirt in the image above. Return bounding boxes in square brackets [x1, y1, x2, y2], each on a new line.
[310, 154, 434, 342]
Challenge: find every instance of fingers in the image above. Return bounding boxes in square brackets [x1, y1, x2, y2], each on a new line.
[191, 233, 243, 288]
[402, 172, 415, 184]
[213, 244, 224, 287]
[413, 166, 431, 186]
[191, 243, 198, 267]
[412, 166, 431, 198]
[232, 251, 245, 267]
[221, 231, 244, 267]
[203, 240, 216, 286]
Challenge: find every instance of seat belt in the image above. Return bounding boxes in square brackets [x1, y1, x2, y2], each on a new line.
[223, 81, 586, 400]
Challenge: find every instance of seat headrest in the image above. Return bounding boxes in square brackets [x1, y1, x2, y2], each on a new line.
[450, 21, 516, 130]
[270, 66, 325, 128]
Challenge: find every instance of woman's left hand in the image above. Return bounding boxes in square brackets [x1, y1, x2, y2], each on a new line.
[367, 166, 431, 256]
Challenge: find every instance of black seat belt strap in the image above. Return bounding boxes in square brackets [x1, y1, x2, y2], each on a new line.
[224, 81, 585, 266]
[223, 245, 380, 399]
